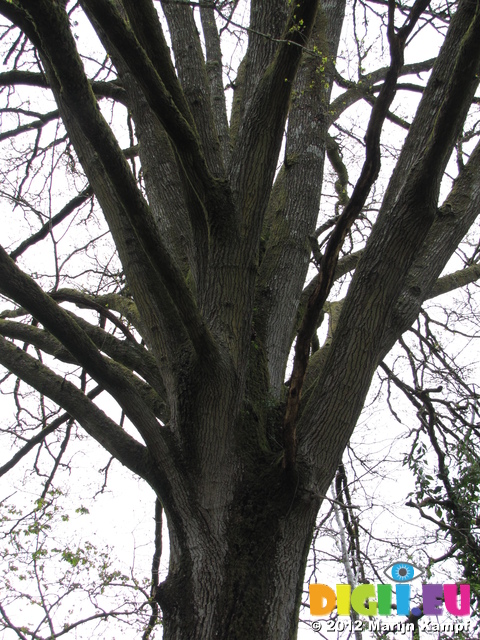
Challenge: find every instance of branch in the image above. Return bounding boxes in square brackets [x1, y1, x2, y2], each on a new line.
[0, 317, 168, 420]
[0, 108, 59, 143]
[160, 0, 226, 177]
[235, 0, 288, 124]
[390, 136, 480, 340]
[0, 386, 102, 477]
[329, 58, 435, 123]
[282, 0, 432, 475]
[13, 0, 216, 360]
[50, 289, 136, 343]
[142, 498, 162, 640]
[254, 1, 346, 395]
[363, 92, 410, 130]
[66, 314, 168, 419]
[108, 0, 195, 128]
[0, 318, 75, 363]
[10, 186, 93, 260]
[0, 70, 127, 102]
[85, 291, 143, 334]
[80, 0, 229, 211]
[296, 0, 480, 499]
[53, 105, 200, 369]
[0, 246, 171, 457]
[200, 3, 231, 165]
[227, 0, 322, 282]
[34, 607, 145, 639]
[298, 250, 362, 317]
[91, 6, 209, 275]
[84, 0, 230, 242]
[0, 603, 28, 640]
[428, 263, 480, 299]
[0, 335, 151, 480]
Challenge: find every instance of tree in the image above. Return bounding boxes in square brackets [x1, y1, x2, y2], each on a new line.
[0, 0, 479, 638]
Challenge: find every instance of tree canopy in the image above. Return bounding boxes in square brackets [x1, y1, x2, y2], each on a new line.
[0, 0, 480, 639]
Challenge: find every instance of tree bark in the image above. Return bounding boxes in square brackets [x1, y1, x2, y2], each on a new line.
[0, 0, 479, 638]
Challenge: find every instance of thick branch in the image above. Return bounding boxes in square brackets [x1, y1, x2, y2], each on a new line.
[229, 0, 321, 251]
[200, 3, 231, 165]
[282, 0, 432, 474]
[80, 0, 230, 215]
[160, 0, 225, 177]
[255, 0, 346, 395]
[0, 246, 172, 461]
[428, 263, 480, 299]
[15, 0, 216, 360]
[0, 336, 151, 480]
[298, 0, 480, 494]
[387, 137, 480, 341]
[100, 39, 205, 282]
[42, 88, 192, 373]
[237, 0, 288, 128]
[0, 70, 127, 102]
[115, 0, 194, 125]
[50, 289, 136, 343]
[0, 317, 168, 421]
[66, 313, 167, 402]
[0, 318, 75, 363]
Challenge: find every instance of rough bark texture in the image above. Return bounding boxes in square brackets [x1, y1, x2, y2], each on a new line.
[0, 0, 479, 638]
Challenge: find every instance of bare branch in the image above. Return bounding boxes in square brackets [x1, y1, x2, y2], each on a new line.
[0, 335, 151, 479]
[10, 186, 93, 260]
[0, 385, 102, 478]
[0, 70, 127, 101]
[283, 0, 432, 475]
[11, 0, 217, 361]
[0, 246, 172, 457]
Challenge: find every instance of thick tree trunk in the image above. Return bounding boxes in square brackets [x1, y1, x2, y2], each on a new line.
[156, 458, 319, 640]
[1, 1, 480, 638]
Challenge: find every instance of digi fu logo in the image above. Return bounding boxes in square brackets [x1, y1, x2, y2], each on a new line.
[309, 561, 470, 618]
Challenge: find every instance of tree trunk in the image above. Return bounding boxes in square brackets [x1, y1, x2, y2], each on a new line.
[1, 1, 480, 638]
[156, 451, 319, 640]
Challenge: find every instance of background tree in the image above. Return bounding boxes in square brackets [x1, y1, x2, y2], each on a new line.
[0, 0, 479, 639]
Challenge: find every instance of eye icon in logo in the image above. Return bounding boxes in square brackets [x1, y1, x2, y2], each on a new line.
[384, 561, 424, 583]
